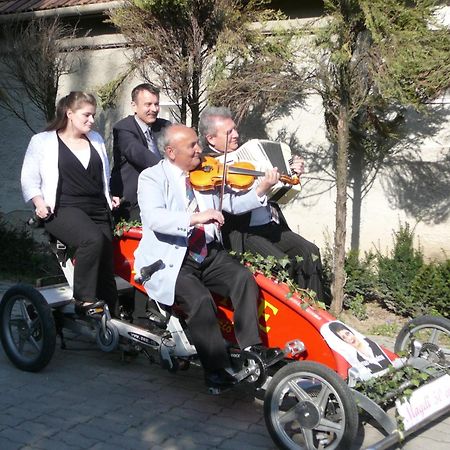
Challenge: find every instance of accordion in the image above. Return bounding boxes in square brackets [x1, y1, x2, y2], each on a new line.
[217, 139, 302, 205]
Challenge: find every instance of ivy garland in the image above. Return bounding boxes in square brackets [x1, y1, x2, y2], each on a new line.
[354, 365, 431, 407]
[232, 251, 326, 310]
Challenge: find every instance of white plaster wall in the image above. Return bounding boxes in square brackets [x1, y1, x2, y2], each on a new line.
[265, 93, 450, 260]
[0, 100, 37, 215]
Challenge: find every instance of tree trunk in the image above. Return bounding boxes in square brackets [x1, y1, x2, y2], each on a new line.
[350, 149, 363, 251]
[190, 70, 200, 130]
[180, 98, 187, 125]
[330, 104, 349, 316]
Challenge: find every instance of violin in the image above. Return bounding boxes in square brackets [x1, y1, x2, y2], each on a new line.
[189, 156, 300, 191]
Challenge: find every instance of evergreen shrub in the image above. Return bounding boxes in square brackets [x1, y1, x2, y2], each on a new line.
[0, 218, 59, 281]
[343, 223, 450, 318]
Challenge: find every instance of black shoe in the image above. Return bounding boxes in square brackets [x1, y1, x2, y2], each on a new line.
[204, 368, 237, 389]
[245, 344, 284, 366]
[74, 299, 105, 316]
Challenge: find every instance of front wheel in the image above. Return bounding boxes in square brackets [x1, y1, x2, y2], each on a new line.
[0, 284, 56, 371]
[394, 315, 450, 367]
[95, 320, 119, 352]
[264, 361, 358, 450]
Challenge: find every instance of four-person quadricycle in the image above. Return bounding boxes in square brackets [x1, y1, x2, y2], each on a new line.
[0, 226, 449, 450]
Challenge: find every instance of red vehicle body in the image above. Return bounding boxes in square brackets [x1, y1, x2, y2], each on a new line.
[113, 227, 397, 380]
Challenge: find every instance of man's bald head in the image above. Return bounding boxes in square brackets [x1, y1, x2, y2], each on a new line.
[162, 124, 202, 172]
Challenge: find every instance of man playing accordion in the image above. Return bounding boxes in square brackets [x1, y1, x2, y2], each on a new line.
[199, 106, 326, 303]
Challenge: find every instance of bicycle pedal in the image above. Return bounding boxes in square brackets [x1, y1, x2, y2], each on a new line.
[86, 308, 104, 318]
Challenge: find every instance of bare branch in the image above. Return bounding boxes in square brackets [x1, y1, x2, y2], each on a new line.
[0, 17, 80, 130]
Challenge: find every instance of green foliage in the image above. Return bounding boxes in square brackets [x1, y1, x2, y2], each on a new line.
[355, 364, 430, 406]
[0, 219, 60, 281]
[409, 259, 450, 317]
[341, 223, 450, 318]
[377, 223, 425, 315]
[107, 0, 303, 125]
[361, 0, 450, 106]
[344, 250, 378, 299]
[97, 68, 133, 109]
[345, 294, 368, 320]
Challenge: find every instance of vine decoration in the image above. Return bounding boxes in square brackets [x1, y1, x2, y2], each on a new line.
[354, 365, 431, 407]
[231, 251, 326, 310]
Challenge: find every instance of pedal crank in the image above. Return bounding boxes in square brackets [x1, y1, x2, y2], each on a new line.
[234, 349, 268, 388]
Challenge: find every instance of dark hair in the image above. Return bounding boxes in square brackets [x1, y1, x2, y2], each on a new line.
[328, 322, 354, 339]
[46, 91, 97, 132]
[131, 83, 160, 102]
[198, 106, 233, 149]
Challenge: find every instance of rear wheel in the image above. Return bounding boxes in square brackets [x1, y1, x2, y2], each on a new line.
[394, 315, 450, 367]
[0, 284, 56, 371]
[264, 361, 358, 450]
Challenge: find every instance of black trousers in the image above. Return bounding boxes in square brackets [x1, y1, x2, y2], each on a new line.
[245, 221, 325, 301]
[45, 206, 118, 311]
[174, 243, 261, 371]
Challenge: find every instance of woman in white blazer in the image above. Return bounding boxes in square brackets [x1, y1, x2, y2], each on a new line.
[21, 92, 120, 315]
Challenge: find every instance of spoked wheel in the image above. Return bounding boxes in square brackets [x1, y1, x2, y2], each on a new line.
[394, 315, 450, 367]
[264, 361, 358, 450]
[0, 284, 56, 371]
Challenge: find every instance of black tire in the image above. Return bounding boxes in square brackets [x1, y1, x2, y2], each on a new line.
[394, 315, 450, 367]
[264, 361, 358, 450]
[0, 284, 56, 372]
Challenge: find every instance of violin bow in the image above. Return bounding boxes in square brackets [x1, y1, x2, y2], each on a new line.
[218, 129, 231, 213]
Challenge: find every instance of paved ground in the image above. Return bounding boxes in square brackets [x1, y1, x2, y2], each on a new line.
[0, 281, 449, 450]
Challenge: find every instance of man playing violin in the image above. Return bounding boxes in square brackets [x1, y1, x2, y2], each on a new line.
[199, 106, 326, 302]
[134, 124, 284, 389]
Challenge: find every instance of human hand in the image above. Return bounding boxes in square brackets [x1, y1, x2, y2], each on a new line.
[290, 155, 305, 176]
[256, 168, 280, 196]
[33, 197, 53, 220]
[190, 209, 224, 226]
[111, 196, 121, 208]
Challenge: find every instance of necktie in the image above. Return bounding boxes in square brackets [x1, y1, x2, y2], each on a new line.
[270, 203, 280, 224]
[145, 128, 160, 157]
[185, 177, 207, 263]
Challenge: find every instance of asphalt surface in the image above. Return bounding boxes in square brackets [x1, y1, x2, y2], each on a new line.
[0, 280, 449, 450]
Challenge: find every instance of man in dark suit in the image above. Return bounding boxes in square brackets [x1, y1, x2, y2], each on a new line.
[110, 83, 171, 221]
[199, 106, 326, 302]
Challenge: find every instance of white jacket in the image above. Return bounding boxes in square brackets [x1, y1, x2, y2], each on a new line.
[21, 130, 112, 209]
[135, 159, 267, 305]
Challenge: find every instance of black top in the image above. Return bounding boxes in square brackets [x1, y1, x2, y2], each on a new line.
[57, 136, 105, 210]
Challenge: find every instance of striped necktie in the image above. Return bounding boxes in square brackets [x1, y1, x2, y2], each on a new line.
[145, 127, 160, 157]
[186, 177, 207, 263]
